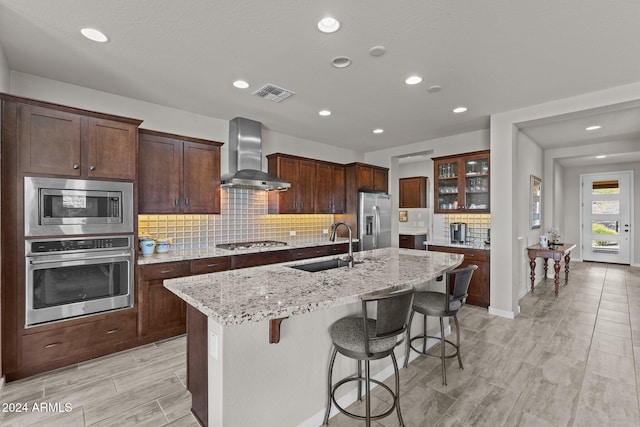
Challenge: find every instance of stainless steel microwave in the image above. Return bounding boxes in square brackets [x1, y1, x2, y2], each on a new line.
[24, 177, 133, 236]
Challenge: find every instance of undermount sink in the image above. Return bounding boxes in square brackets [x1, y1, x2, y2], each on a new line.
[288, 258, 361, 273]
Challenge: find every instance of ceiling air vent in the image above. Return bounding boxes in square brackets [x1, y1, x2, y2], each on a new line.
[252, 84, 295, 103]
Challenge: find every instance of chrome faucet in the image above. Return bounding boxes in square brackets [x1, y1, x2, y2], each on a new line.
[330, 221, 353, 267]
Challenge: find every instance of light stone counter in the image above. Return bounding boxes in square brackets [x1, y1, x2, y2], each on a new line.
[137, 237, 354, 265]
[428, 239, 491, 251]
[164, 247, 463, 326]
[163, 247, 463, 427]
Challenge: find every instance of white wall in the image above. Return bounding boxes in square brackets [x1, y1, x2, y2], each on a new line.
[562, 161, 640, 265]
[516, 131, 544, 296]
[0, 43, 8, 92]
[8, 72, 359, 174]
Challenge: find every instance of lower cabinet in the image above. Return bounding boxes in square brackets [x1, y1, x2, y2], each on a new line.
[399, 234, 426, 250]
[427, 245, 490, 308]
[17, 310, 137, 379]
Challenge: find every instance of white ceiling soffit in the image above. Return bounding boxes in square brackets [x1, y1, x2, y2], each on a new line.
[0, 1, 640, 153]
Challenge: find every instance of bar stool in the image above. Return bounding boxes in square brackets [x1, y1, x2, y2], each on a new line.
[322, 287, 414, 427]
[403, 265, 477, 386]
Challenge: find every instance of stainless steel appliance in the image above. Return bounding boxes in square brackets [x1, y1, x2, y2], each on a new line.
[358, 191, 392, 250]
[25, 235, 134, 326]
[24, 177, 134, 236]
[216, 240, 288, 250]
[450, 222, 468, 244]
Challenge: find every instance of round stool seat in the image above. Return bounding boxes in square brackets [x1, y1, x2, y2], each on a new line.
[413, 291, 462, 316]
[330, 318, 397, 357]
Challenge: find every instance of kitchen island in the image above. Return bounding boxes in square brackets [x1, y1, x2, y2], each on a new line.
[164, 247, 463, 427]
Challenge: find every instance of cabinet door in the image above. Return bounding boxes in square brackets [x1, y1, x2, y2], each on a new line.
[146, 280, 186, 336]
[183, 141, 221, 214]
[400, 178, 426, 208]
[463, 153, 490, 212]
[297, 159, 316, 213]
[356, 165, 374, 190]
[434, 158, 461, 211]
[138, 133, 182, 214]
[274, 156, 299, 213]
[18, 104, 81, 176]
[331, 165, 345, 213]
[86, 118, 137, 180]
[315, 163, 333, 214]
[373, 168, 388, 192]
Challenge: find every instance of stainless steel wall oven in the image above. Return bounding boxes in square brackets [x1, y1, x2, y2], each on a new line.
[24, 177, 133, 236]
[25, 236, 134, 326]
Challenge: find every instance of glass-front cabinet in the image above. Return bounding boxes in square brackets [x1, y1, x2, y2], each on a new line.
[433, 150, 490, 213]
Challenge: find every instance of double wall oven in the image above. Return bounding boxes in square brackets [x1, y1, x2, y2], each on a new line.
[24, 177, 135, 326]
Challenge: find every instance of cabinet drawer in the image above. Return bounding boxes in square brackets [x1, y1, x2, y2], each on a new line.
[191, 256, 232, 274]
[428, 245, 489, 262]
[21, 311, 136, 367]
[232, 250, 291, 269]
[141, 261, 191, 280]
[291, 246, 332, 260]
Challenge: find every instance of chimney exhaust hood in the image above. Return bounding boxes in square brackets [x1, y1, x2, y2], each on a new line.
[220, 117, 291, 191]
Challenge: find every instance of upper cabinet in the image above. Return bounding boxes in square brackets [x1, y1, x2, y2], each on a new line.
[138, 129, 222, 214]
[346, 162, 388, 193]
[267, 153, 345, 214]
[399, 176, 427, 208]
[17, 102, 140, 180]
[433, 150, 489, 213]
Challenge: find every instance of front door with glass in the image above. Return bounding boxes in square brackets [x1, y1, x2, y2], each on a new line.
[581, 172, 632, 264]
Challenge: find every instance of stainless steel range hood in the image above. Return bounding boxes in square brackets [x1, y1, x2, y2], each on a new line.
[220, 117, 291, 191]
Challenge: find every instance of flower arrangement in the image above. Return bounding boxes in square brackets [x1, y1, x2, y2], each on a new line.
[547, 228, 561, 243]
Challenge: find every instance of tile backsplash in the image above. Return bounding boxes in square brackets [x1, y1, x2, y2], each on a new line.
[138, 188, 334, 248]
[442, 213, 491, 245]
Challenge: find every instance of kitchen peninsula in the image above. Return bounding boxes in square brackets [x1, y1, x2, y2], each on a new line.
[164, 247, 463, 427]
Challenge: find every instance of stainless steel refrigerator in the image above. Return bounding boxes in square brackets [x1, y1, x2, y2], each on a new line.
[358, 191, 392, 250]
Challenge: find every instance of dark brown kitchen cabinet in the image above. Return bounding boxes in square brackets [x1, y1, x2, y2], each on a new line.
[17, 102, 140, 179]
[138, 261, 191, 340]
[399, 234, 426, 249]
[314, 162, 345, 214]
[138, 129, 223, 214]
[346, 162, 389, 193]
[400, 176, 427, 208]
[267, 154, 316, 213]
[428, 245, 490, 308]
[433, 150, 490, 213]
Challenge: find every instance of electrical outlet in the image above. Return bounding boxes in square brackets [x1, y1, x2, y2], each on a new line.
[418, 221, 425, 227]
[323, 229, 329, 234]
[209, 332, 218, 360]
[289, 230, 296, 236]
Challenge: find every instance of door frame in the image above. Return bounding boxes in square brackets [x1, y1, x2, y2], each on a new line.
[579, 170, 634, 265]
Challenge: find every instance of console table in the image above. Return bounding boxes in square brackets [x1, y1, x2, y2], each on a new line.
[527, 243, 576, 296]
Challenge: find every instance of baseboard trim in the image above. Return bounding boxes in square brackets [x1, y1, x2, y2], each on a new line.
[488, 305, 519, 319]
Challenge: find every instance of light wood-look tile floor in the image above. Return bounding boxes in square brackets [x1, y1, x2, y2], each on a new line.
[1, 262, 639, 426]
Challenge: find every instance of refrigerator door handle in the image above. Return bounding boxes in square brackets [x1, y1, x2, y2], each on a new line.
[373, 205, 380, 249]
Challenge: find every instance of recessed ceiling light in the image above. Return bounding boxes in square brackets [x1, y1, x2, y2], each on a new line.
[369, 46, 386, 57]
[318, 110, 331, 116]
[373, 128, 384, 134]
[405, 76, 422, 85]
[596, 155, 607, 159]
[427, 85, 442, 93]
[317, 17, 340, 33]
[331, 56, 351, 68]
[233, 80, 249, 89]
[586, 125, 602, 131]
[80, 27, 108, 43]
[453, 106, 468, 113]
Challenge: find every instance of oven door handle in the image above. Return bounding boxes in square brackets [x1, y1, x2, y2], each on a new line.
[28, 252, 132, 265]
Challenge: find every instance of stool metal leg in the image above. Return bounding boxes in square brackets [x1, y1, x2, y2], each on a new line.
[454, 314, 463, 370]
[357, 360, 363, 401]
[323, 346, 338, 425]
[422, 312, 427, 354]
[403, 310, 416, 368]
[365, 360, 371, 427]
[439, 316, 446, 386]
[390, 351, 405, 427]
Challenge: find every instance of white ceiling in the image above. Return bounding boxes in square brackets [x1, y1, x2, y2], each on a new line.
[1, 0, 639, 162]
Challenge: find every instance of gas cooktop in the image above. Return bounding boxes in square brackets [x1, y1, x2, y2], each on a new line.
[216, 240, 288, 250]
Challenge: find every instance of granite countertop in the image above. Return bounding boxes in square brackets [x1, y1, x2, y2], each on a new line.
[398, 227, 429, 236]
[137, 237, 355, 265]
[428, 239, 491, 251]
[163, 247, 463, 326]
